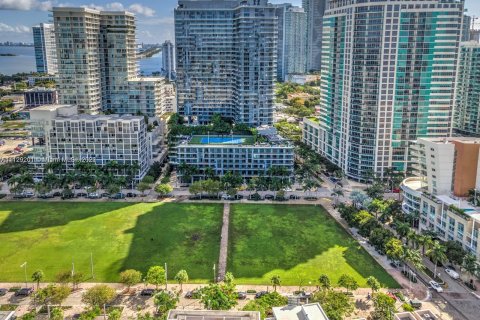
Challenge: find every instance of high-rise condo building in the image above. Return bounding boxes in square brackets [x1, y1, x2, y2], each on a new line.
[32, 23, 58, 75]
[162, 40, 175, 81]
[303, 0, 464, 182]
[275, 4, 307, 81]
[454, 41, 480, 137]
[302, 0, 327, 72]
[174, 0, 277, 126]
[53, 7, 164, 116]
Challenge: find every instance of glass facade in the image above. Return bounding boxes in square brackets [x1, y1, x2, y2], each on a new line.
[175, 0, 277, 126]
[307, 0, 464, 181]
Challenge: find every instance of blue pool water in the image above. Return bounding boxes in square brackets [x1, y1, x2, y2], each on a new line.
[200, 137, 245, 144]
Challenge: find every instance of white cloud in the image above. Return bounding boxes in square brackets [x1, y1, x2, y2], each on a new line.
[0, 22, 31, 33]
[0, 0, 53, 11]
[128, 3, 155, 17]
[105, 2, 124, 11]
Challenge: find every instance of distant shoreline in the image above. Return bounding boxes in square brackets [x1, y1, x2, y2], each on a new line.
[0, 53, 16, 57]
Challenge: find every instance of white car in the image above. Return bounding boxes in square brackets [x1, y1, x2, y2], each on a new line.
[445, 268, 460, 280]
[429, 280, 443, 293]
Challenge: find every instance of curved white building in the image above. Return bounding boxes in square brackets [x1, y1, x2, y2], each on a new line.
[401, 177, 424, 215]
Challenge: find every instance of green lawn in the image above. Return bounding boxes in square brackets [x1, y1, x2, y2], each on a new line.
[228, 204, 400, 288]
[0, 202, 223, 283]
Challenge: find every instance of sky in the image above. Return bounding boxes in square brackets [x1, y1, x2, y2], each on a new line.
[0, 0, 479, 44]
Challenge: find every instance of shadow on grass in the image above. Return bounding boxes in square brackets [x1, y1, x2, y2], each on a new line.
[0, 201, 136, 233]
[119, 203, 223, 281]
[227, 203, 400, 288]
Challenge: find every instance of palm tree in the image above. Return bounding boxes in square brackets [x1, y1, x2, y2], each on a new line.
[270, 275, 281, 292]
[462, 253, 478, 283]
[418, 235, 433, 256]
[406, 230, 418, 248]
[396, 221, 410, 241]
[318, 274, 331, 290]
[426, 241, 447, 279]
[31, 270, 44, 290]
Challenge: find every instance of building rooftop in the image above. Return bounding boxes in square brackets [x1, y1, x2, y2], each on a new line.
[186, 135, 253, 145]
[272, 303, 329, 320]
[394, 312, 417, 320]
[31, 104, 75, 111]
[167, 310, 260, 320]
[401, 177, 424, 192]
[25, 87, 57, 92]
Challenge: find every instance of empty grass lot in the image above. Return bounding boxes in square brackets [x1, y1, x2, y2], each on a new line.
[0, 202, 223, 282]
[228, 204, 400, 288]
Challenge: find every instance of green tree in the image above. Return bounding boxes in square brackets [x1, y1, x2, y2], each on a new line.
[366, 276, 381, 295]
[445, 240, 467, 266]
[243, 292, 288, 319]
[146, 266, 166, 290]
[318, 274, 331, 290]
[174, 270, 189, 291]
[189, 181, 204, 198]
[35, 285, 71, 307]
[137, 182, 151, 196]
[370, 292, 396, 320]
[426, 241, 447, 279]
[81, 285, 116, 316]
[224, 272, 235, 286]
[108, 309, 122, 320]
[200, 283, 237, 310]
[155, 184, 173, 197]
[154, 290, 179, 316]
[31, 270, 44, 290]
[385, 238, 404, 263]
[462, 253, 478, 283]
[120, 269, 142, 291]
[311, 289, 354, 320]
[51, 307, 64, 320]
[337, 274, 358, 293]
[270, 275, 281, 292]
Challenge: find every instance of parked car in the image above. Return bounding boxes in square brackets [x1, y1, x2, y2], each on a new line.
[429, 281, 443, 293]
[255, 291, 268, 299]
[289, 195, 300, 200]
[140, 289, 155, 296]
[87, 192, 100, 199]
[264, 194, 274, 200]
[15, 288, 33, 296]
[110, 193, 125, 199]
[222, 194, 234, 200]
[445, 268, 460, 280]
[185, 289, 202, 299]
[409, 298, 422, 309]
[0, 288, 7, 296]
[237, 292, 247, 300]
[126, 192, 137, 198]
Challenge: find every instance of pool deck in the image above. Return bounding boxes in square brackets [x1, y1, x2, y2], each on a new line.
[188, 135, 255, 145]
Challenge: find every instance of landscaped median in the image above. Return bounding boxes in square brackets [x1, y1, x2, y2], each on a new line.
[0, 202, 399, 288]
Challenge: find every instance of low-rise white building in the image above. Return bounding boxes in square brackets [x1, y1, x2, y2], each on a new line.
[29, 104, 158, 183]
[272, 303, 329, 320]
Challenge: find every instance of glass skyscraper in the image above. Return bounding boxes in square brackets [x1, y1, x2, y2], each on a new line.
[454, 41, 480, 136]
[175, 0, 277, 126]
[303, 0, 464, 181]
[32, 23, 58, 75]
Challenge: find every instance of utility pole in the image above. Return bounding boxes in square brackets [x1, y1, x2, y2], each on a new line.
[165, 262, 168, 290]
[90, 252, 95, 280]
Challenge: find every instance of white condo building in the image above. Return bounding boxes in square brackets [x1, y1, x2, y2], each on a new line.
[29, 104, 156, 183]
[53, 7, 165, 116]
[401, 137, 480, 262]
[32, 23, 58, 75]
